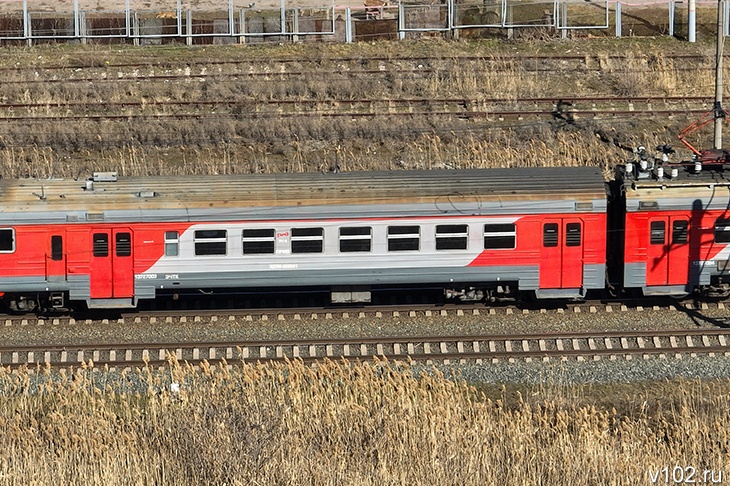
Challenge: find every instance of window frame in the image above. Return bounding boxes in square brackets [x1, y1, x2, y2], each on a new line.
[291, 227, 324, 254]
[194, 229, 228, 256]
[164, 231, 179, 257]
[435, 224, 469, 251]
[387, 225, 421, 252]
[339, 226, 373, 253]
[715, 218, 730, 243]
[483, 223, 517, 250]
[242, 228, 276, 255]
[0, 228, 15, 253]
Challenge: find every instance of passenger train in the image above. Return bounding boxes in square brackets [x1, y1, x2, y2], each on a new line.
[1, 148, 729, 312]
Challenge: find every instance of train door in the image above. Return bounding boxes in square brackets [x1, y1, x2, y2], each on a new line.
[540, 219, 584, 289]
[646, 216, 689, 286]
[46, 233, 66, 282]
[89, 229, 134, 299]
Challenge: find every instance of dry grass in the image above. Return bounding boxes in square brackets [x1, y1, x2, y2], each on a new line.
[0, 358, 728, 485]
[0, 39, 719, 179]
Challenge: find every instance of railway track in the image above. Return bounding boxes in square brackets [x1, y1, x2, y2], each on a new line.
[0, 96, 714, 123]
[4, 328, 730, 369]
[0, 52, 713, 75]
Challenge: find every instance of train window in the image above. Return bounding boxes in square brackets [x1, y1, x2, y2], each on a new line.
[715, 219, 730, 243]
[194, 229, 227, 256]
[484, 223, 516, 249]
[291, 227, 324, 254]
[650, 221, 666, 245]
[436, 224, 468, 250]
[0, 229, 14, 253]
[672, 221, 689, 244]
[387, 226, 420, 251]
[164, 231, 179, 256]
[543, 223, 558, 248]
[339, 227, 372, 253]
[565, 223, 581, 247]
[116, 232, 132, 257]
[51, 236, 63, 261]
[243, 228, 276, 254]
[93, 233, 109, 257]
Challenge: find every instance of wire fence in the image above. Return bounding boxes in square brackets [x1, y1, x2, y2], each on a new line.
[0, 0, 724, 45]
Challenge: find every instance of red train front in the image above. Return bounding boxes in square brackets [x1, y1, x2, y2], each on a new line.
[617, 153, 730, 298]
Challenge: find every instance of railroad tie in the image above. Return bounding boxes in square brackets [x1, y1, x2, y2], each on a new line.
[572, 339, 583, 361]
[78, 350, 85, 363]
[27, 351, 34, 364]
[393, 343, 401, 355]
[193, 348, 199, 360]
[11, 352, 18, 364]
[326, 344, 334, 357]
[343, 344, 351, 357]
[61, 350, 68, 362]
[44, 351, 51, 364]
[505, 340, 514, 363]
[209, 347, 217, 359]
[260, 346, 267, 358]
[521, 340, 531, 362]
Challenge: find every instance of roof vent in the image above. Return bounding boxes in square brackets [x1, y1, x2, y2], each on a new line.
[93, 171, 118, 182]
[136, 191, 157, 198]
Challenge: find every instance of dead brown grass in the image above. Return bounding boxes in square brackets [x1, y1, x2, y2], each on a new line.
[0, 358, 728, 485]
[0, 39, 717, 179]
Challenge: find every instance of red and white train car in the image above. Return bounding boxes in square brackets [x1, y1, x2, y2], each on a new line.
[0, 167, 608, 311]
[619, 161, 730, 297]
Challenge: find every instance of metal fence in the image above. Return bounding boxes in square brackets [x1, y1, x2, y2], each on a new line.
[0, 0, 724, 45]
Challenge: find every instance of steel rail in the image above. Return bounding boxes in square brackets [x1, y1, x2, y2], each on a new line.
[4, 328, 730, 369]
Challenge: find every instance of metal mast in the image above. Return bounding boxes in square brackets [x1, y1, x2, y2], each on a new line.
[714, 0, 725, 149]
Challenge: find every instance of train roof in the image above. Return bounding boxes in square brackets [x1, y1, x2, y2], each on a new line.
[621, 164, 730, 212]
[0, 167, 607, 224]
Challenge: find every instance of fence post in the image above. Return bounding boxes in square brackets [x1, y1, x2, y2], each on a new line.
[561, 1, 566, 39]
[80, 11, 87, 44]
[24, 0, 31, 46]
[615, 1, 621, 37]
[293, 8, 299, 42]
[449, 0, 458, 39]
[125, 0, 131, 40]
[688, 0, 696, 42]
[186, 9, 192, 45]
[133, 11, 140, 46]
[668, 0, 674, 37]
[239, 9, 246, 44]
[281, 0, 286, 38]
[345, 7, 352, 43]
[398, 1, 405, 40]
